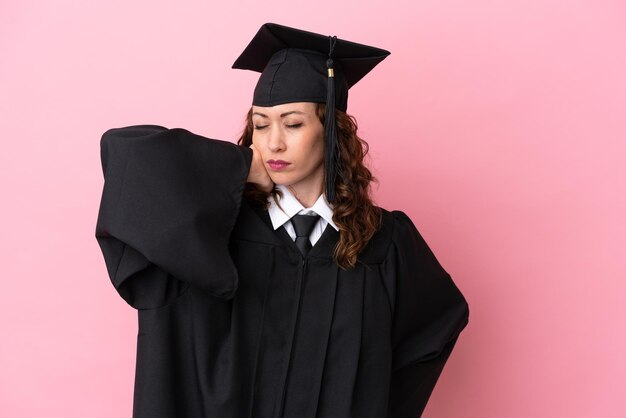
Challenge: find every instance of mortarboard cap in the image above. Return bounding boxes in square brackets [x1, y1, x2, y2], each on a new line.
[232, 22, 390, 204]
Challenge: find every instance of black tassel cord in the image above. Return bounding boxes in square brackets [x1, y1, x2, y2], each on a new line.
[324, 35, 340, 204]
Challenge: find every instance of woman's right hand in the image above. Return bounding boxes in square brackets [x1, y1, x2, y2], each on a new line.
[247, 143, 274, 193]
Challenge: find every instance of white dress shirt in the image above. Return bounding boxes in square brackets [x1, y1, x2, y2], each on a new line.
[267, 184, 339, 246]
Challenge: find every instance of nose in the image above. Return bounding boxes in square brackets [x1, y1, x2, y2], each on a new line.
[267, 125, 286, 153]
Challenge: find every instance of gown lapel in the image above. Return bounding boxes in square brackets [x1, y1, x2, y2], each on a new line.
[238, 199, 340, 260]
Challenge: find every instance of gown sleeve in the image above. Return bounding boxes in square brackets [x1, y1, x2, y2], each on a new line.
[94, 124, 253, 310]
[383, 210, 470, 418]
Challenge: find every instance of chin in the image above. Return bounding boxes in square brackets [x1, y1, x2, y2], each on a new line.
[270, 173, 296, 186]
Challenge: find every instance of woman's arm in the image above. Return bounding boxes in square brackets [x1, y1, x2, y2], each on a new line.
[95, 125, 253, 309]
[382, 210, 470, 417]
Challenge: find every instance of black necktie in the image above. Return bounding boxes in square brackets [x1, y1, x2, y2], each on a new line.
[290, 213, 320, 257]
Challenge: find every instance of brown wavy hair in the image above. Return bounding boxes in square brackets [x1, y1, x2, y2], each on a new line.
[236, 103, 382, 270]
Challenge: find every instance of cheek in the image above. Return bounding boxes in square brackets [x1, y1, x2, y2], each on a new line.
[295, 135, 323, 167]
[309, 131, 325, 162]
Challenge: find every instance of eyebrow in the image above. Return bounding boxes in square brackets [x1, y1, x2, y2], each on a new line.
[252, 111, 307, 118]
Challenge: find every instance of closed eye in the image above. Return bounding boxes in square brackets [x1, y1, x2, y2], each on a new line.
[253, 123, 302, 130]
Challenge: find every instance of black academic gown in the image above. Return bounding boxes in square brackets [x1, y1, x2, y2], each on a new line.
[95, 125, 470, 418]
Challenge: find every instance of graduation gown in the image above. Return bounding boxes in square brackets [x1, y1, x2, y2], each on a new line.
[94, 125, 470, 418]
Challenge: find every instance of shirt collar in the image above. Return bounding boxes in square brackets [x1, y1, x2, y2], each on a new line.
[267, 184, 339, 232]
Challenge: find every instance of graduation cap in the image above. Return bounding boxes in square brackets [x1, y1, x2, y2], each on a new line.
[232, 22, 390, 204]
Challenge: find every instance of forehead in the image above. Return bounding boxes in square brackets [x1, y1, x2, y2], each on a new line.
[252, 101, 317, 116]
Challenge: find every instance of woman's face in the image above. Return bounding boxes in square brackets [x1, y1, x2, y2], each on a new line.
[251, 101, 325, 195]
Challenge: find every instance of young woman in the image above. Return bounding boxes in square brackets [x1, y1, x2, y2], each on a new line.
[95, 23, 469, 418]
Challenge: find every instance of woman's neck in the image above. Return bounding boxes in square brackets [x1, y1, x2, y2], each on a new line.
[286, 184, 321, 208]
[283, 166, 325, 208]
[285, 165, 324, 208]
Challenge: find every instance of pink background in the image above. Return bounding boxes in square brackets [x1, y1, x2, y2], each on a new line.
[1, 1, 625, 417]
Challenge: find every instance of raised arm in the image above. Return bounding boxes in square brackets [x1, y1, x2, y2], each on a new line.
[95, 125, 253, 309]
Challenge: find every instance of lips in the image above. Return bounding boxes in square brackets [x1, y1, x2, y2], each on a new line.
[267, 160, 291, 170]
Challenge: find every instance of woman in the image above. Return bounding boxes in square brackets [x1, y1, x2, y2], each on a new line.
[95, 23, 469, 418]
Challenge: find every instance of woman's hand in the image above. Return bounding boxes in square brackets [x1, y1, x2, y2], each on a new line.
[247, 143, 274, 193]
